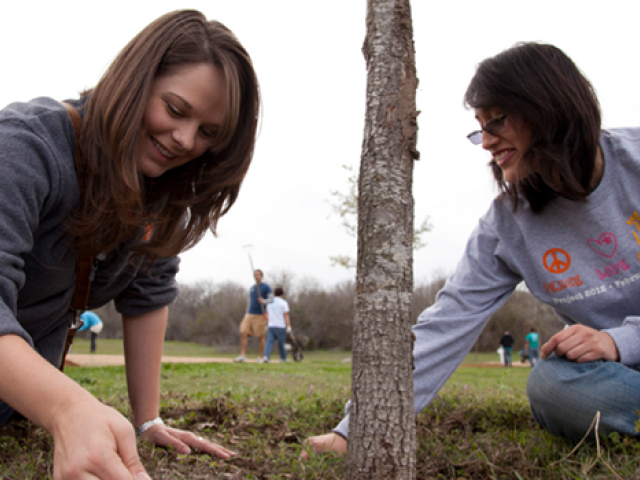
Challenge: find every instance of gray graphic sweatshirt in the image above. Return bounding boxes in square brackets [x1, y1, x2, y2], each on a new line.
[335, 128, 640, 438]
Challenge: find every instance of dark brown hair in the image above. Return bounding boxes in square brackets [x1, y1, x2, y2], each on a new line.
[74, 10, 260, 257]
[464, 42, 601, 212]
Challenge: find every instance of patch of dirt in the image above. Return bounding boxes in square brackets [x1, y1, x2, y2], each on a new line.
[66, 354, 531, 368]
[66, 354, 242, 367]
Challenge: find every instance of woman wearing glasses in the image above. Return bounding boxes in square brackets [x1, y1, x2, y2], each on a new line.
[305, 42, 640, 456]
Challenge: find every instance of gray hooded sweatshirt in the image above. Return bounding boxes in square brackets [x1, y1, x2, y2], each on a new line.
[335, 128, 640, 438]
[0, 97, 179, 369]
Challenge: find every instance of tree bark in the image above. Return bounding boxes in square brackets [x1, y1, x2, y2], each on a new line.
[346, 0, 419, 478]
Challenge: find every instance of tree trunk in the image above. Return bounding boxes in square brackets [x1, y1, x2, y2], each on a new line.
[347, 0, 419, 478]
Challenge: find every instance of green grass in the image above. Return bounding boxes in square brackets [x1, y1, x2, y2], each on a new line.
[445, 367, 531, 394]
[2, 343, 638, 479]
[67, 360, 528, 406]
[69, 358, 352, 410]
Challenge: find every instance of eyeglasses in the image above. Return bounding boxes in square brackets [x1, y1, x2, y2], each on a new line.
[467, 114, 507, 145]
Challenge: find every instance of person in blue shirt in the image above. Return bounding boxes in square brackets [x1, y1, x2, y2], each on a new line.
[78, 311, 103, 353]
[234, 269, 273, 363]
[526, 328, 540, 367]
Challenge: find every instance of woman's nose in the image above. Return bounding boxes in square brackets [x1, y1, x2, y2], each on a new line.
[481, 130, 499, 150]
[172, 123, 197, 151]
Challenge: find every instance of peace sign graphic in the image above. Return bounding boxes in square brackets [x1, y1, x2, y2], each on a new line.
[542, 248, 571, 274]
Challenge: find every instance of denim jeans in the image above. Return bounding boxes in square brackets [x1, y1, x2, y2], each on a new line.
[503, 347, 512, 367]
[527, 356, 640, 439]
[528, 347, 539, 367]
[264, 327, 287, 361]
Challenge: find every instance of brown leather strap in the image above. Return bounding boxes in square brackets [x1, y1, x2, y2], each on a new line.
[71, 254, 94, 312]
[60, 102, 94, 371]
[63, 102, 94, 311]
[61, 321, 81, 372]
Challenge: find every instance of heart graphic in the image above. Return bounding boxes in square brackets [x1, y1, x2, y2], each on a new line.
[587, 232, 617, 258]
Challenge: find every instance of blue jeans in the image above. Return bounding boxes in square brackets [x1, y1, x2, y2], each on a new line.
[264, 327, 287, 361]
[527, 356, 640, 439]
[528, 347, 539, 367]
[503, 347, 512, 367]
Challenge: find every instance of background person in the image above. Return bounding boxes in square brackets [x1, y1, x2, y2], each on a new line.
[0, 10, 259, 478]
[499, 330, 514, 368]
[263, 287, 292, 363]
[525, 328, 539, 367]
[304, 41, 640, 457]
[235, 269, 273, 363]
[78, 311, 104, 353]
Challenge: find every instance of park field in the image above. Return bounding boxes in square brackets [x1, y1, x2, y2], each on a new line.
[1, 341, 638, 479]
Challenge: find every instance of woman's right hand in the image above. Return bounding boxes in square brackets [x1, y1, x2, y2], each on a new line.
[300, 433, 347, 459]
[51, 397, 150, 479]
[0, 335, 149, 478]
[0, 335, 150, 480]
[541, 324, 619, 362]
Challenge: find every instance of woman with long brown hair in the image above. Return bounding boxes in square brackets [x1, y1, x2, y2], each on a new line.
[0, 10, 259, 478]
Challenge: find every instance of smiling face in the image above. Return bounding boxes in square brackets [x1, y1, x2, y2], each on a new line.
[138, 63, 227, 178]
[475, 108, 532, 184]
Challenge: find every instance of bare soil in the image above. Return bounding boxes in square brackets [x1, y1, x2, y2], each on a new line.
[65, 354, 531, 368]
[65, 354, 236, 367]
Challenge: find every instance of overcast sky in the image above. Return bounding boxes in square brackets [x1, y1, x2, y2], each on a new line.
[2, 1, 640, 290]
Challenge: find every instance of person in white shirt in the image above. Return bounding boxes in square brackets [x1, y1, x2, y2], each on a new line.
[263, 287, 292, 363]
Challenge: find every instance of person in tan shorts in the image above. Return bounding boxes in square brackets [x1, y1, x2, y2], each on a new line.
[234, 269, 273, 362]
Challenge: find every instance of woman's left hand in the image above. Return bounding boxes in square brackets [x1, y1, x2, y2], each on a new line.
[541, 324, 619, 362]
[140, 424, 236, 459]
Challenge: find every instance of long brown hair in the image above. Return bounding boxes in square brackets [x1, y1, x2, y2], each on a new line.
[464, 43, 601, 212]
[74, 10, 260, 257]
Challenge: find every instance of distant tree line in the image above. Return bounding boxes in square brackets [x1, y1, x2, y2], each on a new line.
[89, 272, 564, 353]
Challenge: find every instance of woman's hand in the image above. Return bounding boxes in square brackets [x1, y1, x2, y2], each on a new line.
[300, 433, 347, 459]
[122, 309, 236, 460]
[0, 335, 150, 479]
[140, 424, 236, 459]
[541, 324, 619, 362]
[51, 398, 150, 480]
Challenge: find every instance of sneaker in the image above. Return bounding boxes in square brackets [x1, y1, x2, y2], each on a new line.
[234, 355, 247, 363]
[257, 357, 267, 364]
